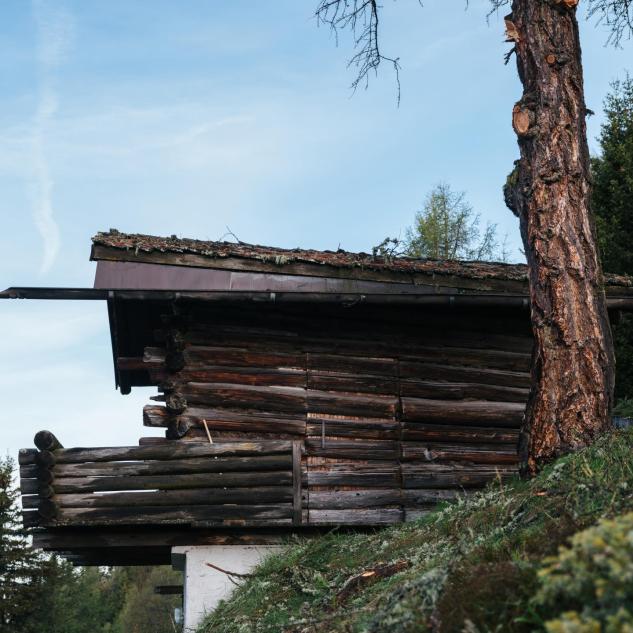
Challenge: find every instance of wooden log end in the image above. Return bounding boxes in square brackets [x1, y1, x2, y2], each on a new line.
[34, 430, 63, 452]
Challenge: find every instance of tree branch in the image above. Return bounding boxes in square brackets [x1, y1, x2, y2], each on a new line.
[315, 0, 401, 103]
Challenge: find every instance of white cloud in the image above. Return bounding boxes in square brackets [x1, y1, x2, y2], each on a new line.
[30, 0, 74, 274]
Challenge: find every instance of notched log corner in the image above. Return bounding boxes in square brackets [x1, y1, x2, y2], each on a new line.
[166, 417, 193, 440]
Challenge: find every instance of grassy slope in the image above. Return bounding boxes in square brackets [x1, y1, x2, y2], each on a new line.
[198, 429, 633, 633]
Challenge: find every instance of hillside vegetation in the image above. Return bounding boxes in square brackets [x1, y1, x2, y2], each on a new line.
[198, 429, 633, 633]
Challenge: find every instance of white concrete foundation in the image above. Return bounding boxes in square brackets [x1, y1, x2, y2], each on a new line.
[172, 545, 282, 632]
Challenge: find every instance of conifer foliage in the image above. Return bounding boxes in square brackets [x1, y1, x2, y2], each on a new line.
[0, 457, 39, 631]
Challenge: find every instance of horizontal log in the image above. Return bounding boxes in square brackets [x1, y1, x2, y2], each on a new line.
[401, 463, 517, 489]
[45, 504, 294, 527]
[20, 494, 40, 510]
[51, 470, 293, 494]
[20, 479, 50, 495]
[19, 465, 39, 479]
[144, 405, 307, 436]
[308, 390, 396, 418]
[308, 508, 403, 525]
[308, 490, 402, 509]
[400, 380, 529, 403]
[399, 362, 531, 388]
[31, 528, 288, 550]
[184, 346, 306, 370]
[21, 510, 40, 528]
[306, 418, 399, 440]
[400, 347, 530, 372]
[308, 354, 397, 376]
[180, 383, 307, 414]
[51, 454, 293, 478]
[183, 321, 533, 355]
[307, 466, 400, 488]
[138, 437, 170, 446]
[401, 398, 525, 426]
[154, 366, 306, 388]
[44, 441, 293, 464]
[400, 443, 518, 465]
[402, 423, 520, 444]
[46, 486, 293, 509]
[18, 449, 38, 466]
[305, 439, 398, 460]
[307, 372, 398, 395]
[117, 356, 148, 371]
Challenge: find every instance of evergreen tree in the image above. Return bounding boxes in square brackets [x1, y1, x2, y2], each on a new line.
[404, 183, 503, 261]
[592, 74, 633, 276]
[0, 457, 40, 631]
[592, 75, 633, 403]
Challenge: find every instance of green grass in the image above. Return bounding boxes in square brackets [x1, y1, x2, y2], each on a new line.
[197, 429, 633, 633]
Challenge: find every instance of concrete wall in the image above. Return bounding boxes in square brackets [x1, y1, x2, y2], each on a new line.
[172, 545, 283, 632]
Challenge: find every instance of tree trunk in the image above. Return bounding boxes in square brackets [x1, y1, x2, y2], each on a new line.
[504, 0, 615, 474]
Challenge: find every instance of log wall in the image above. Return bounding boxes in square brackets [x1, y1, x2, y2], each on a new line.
[137, 302, 530, 525]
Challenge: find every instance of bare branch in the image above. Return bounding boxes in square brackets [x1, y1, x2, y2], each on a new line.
[587, 0, 633, 46]
[315, 0, 401, 103]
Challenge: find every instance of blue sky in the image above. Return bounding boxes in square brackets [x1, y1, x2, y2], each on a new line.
[1, 0, 631, 459]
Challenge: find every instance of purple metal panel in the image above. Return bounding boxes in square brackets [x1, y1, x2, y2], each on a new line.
[94, 261, 448, 294]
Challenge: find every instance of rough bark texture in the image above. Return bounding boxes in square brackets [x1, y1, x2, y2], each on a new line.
[504, 0, 615, 473]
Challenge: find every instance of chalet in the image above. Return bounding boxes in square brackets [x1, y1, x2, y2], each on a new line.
[4, 229, 633, 629]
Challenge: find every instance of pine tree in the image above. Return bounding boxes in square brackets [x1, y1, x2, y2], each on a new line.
[592, 75, 633, 276]
[0, 457, 40, 631]
[592, 75, 633, 403]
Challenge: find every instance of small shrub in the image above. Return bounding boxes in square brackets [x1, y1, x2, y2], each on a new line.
[534, 512, 633, 631]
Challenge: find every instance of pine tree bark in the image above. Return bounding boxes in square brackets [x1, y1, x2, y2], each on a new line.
[504, 0, 615, 474]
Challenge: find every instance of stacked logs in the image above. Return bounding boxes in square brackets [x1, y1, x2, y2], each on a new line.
[19, 431, 302, 528]
[134, 303, 530, 526]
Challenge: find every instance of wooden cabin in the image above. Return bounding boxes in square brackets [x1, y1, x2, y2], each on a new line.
[5, 229, 633, 566]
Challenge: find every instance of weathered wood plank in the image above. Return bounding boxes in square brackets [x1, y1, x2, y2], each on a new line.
[308, 509, 403, 525]
[306, 418, 399, 440]
[181, 383, 307, 414]
[49, 486, 293, 508]
[399, 362, 531, 388]
[51, 454, 293, 478]
[154, 366, 306, 388]
[401, 398, 525, 426]
[47, 441, 293, 464]
[305, 439, 399, 460]
[400, 380, 529, 403]
[400, 443, 518, 465]
[402, 423, 520, 444]
[308, 490, 402, 509]
[46, 504, 294, 526]
[184, 347, 306, 370]
[307, 390, 396, 418]
[307, 465, 400, 488]
[144, 405, 307, 436]
[401, 463, 517, 489]
[307, 372, 398, 395]
[308, 354, 397, 376]
[51, 470, 293, 493]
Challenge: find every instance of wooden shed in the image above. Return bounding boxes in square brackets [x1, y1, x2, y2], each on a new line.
[5, 229, 633, 565]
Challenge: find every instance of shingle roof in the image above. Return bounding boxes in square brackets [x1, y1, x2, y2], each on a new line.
[91, 229, 633, 287]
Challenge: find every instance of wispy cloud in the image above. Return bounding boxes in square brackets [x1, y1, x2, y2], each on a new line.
[31, 0, 74, 273]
